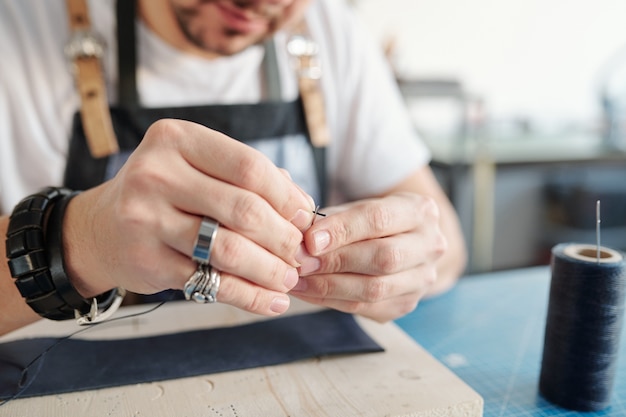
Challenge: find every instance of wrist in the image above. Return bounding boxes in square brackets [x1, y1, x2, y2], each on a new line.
[62, 190, 117, 298]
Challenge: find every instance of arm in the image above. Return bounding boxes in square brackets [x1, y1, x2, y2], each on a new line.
[291, 165, 467, 323]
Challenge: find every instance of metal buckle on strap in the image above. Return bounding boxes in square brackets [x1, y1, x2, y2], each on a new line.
[287, 34, 322, 80]
[75, 288, 127, 325]
[64, 30, 105, 60]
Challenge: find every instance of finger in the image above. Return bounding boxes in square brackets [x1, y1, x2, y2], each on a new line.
[290, 265, 436, 305]
[158, 163, 305, 265]
[304, 194, 440, 256]
[144, 119, 315, 228]
[153, 209, 300, 293]
[176, 265, 292, 316]
[202, 227, 300, 293]
[298, 233, 446, 276]
[217, 273, 292, 315]
[292, 292, 422, 323]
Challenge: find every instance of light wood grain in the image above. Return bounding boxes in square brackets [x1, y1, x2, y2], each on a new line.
[0, 299, 483, 416]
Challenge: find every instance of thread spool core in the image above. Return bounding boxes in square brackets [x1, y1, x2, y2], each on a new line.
[563, 243, 623, 263]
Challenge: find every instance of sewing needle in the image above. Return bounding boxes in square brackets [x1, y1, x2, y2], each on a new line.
[596, 200, 601, 263]
[311, 205, 326, 225]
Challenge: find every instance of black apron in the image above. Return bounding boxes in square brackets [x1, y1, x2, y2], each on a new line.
[64, 0, 326, 205]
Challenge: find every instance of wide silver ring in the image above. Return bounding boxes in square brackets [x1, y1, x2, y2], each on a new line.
[192, 217, 219, 265]
[183, 264, 221, 304]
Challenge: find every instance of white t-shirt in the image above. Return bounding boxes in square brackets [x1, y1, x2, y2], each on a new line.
[0, 0, 430, 214]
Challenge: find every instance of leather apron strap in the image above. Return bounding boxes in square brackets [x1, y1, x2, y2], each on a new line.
[287, 22, 331, 204]
[288, 21, 331, 149]
[65, 0, 119, 158]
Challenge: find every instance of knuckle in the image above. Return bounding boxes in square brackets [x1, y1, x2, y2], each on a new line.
[120, 163, 177, 207]
[321, 251, 347, 274]
[243, 290, 267, 314]
[329, 222, 350, 247]
[144, 119, 183, 148]
[397, 298, 420, 317]
[368, 203, 393, 235]
[123, 157, 164, 190]
[424, 266, 438, 285]
[278, 230, 302, 258]
[362, 277, 388, 303]
[374, 242, 403, 274]
[342, 301, 364, 315]
[236, 152, 268, 190]
[309, 276, 335, 299]
[219, 277, 271, 315]
[317, 276, 334, 298]
[278, 167, 292, 180]
[268, 260, 286, 289]
[216, 234, 245, 269]
[420, 196, 441, 221]
[433, 232, 448, 258]
[230, 193, 266, 230]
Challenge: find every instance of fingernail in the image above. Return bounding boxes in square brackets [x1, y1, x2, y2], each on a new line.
[291, 278, 308, 292]
[284, 268, 299, 289]
[299, 255, 320, 275]
[295, 243, 320, 274]
[290, 209, 313, 230]
[313, 230, 331, 253]
[270, 296, 290, 314]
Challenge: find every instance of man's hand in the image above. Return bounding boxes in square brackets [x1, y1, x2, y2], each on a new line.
[291, 192, 448, 322]
[64, 119, 315, 316]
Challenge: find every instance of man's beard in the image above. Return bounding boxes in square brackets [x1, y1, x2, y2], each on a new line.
[172, 0, 284, 53]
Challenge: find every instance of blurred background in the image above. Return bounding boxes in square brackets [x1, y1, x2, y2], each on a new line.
[350, 0, 626, 273]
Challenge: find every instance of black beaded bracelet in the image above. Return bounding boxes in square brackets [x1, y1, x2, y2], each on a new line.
[5, 187, 124, 323]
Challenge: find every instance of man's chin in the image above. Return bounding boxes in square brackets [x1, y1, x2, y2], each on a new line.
[202, 32, 269, 56]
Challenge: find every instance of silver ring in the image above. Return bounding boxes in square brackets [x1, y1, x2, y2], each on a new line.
[192, 217, 219, 265]
[183, 264, 221, 304]
[183, 263, 205, 301]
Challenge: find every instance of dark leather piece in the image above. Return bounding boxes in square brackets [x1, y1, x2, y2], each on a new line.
[0, 309, 383, 400]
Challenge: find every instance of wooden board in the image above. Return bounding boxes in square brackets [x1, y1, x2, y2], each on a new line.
[0, 299, 483, 416]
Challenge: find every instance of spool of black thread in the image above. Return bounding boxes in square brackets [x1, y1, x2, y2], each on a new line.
[539, 243, 626, 411]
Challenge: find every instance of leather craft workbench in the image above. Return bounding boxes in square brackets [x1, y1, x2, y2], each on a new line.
[8, 267, 626, 417]
[5, 265, 626, 416]
[0, 296, 482, 416]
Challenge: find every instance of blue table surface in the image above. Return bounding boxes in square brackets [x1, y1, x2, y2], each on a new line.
[395, 266, 626, 417]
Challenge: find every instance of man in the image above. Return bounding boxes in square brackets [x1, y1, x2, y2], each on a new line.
[0, 0, 466, 336]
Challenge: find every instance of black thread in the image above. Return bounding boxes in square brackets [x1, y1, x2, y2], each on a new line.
[310, 205, 326, 226]
[0, 299, 170, 407]
[539, 243, 626, 411]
